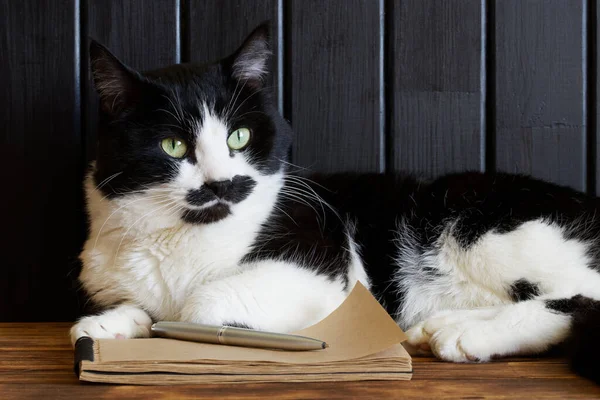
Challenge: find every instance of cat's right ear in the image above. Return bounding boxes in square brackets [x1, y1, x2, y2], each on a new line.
[89, 40, 142, 116]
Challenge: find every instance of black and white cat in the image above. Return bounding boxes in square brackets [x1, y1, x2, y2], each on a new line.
[72, 24, 600, 383]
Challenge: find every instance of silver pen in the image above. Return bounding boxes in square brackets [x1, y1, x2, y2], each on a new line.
[151, 321, 328, 351]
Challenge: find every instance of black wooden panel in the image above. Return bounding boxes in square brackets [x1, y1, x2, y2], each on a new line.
[0, 0, 81, 320]
[494, 0, 586, 190]
[187, 0, 278, 103]
[88, 0, 179, 68]
[289, 0, 382, 173]
[389, 0, 484, 176]
[596, 0, 600, 196]
[86, 0, 180, 162]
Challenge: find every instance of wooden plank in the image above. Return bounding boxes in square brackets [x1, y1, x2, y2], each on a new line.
[2, 323, 600, 399]
[87, 0, 179, 69]
[187, 1, 279, 103]
[0, 1, 81, 320]
[288, 0, 382, 173]
[86, 0, 180, 162]
[389, 0, 484, 176]
[494, 0, 586, 190]
[596, 0, 600, 196]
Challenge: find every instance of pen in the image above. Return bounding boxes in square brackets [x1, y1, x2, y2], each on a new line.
[151, 321, 328, 351]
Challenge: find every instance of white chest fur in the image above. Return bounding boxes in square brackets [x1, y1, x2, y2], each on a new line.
[79, 171, 282, 320]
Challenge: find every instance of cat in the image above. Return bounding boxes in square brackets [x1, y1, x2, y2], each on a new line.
[72, 23, 600, 383]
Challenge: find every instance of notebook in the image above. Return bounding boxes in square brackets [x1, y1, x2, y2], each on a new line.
[74, 282, 412, 384]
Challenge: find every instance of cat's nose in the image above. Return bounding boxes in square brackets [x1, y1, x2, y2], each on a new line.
[204, 180, 232, 198]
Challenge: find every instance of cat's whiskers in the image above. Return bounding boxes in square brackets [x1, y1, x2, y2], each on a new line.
[229, 85, 273, 119]
[286, 173, 335, 193]
[284, 184, 328, 225]
[157, 123, 185, 130]
[112, 199, 180, 269]
[100, 187, 178, 202]
[284, 176, 341, 220]
[234, 109, 269, 120]
[157, 107, 183, 124]
[128, 200, 185, 249]
[275, 158, 317, 174]
[278, 189, 319, 214]
[249, 230, 294, 256]
[162, 94, 185, 125]
[94, 171, 123, 191]
[226, 79, 250, 120]
[92, 194, 175, 250]
[277, 189, 324, 231]
[286, 176, 342, 229]
[271, 204, 299, 227]
[173, 88, 192, 125]
[223, 77, 244, 118]
[136, 186, 185, 195]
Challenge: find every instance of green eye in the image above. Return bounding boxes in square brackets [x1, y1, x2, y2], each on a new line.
[227, 128, 251, 150]
[160, 138, 187, 158]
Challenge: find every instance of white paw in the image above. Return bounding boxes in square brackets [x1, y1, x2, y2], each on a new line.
[406, 308, 500, 361]
[429, 323, 492, 362]
[70, 305, 153, 346]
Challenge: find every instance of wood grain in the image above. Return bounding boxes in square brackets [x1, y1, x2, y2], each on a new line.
[86, 0, 180, 163]
[596, 0, 600, 196]
[494, 0, 587, 190]
[186, 0, 279, 113]
[0, 323, 598, 399]
[389, 0, 484, 176]
[88, 0, 180, 69]
[0, 1, 82, 321]
[288, 0, 383, 173]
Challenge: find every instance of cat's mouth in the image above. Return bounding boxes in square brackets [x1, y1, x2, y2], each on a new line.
[179, 176, 257, 224]
[181, 203, 231, 224]
[185, 176, 256, 207]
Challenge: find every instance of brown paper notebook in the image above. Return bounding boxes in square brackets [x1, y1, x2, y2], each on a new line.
[75, 283, 412, 384]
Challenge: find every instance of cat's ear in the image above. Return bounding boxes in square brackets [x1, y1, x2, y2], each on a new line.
[230, 22, 271, 87]
[89, 40, 143, 116]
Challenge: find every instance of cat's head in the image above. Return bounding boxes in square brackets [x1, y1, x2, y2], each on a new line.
[90, 23, 291, 225]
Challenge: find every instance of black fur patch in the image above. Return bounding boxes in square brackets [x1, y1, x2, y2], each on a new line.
[545, 295, 596, 314]
[509, 279, 540, 302]
[242, 178, 354, 287]
[182, 204, 231, 224]
[220, 176, 257, 203]
[223, 322, 252, 329]
[569, 305, 600, 384]
[186, 176, 256, 207]
[186, 188, 217, 206]
[545, 296, 600, 384]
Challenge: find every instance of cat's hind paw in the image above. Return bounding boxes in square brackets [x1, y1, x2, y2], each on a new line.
[406, 308, 501, 361]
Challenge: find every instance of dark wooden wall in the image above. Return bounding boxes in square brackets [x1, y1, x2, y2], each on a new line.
[1, 0, 598, 321]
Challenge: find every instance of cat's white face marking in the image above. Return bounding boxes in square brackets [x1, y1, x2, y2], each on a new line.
[175, 103, 257, 192]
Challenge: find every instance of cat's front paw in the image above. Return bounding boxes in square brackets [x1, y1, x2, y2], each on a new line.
[70, 305, 153, 346]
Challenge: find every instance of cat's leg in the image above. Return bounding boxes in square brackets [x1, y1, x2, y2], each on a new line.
[180, 260, 350, 332]
[69, 304, 153, 346]
[405, 298, 589, 362]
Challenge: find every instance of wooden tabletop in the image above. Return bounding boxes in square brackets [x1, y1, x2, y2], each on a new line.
[1, 323, 598, 399]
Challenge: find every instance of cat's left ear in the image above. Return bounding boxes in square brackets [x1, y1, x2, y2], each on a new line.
[89, 40, 144, 116]
[230, 22, 271, 87]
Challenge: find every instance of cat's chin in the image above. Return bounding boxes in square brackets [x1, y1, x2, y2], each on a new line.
[181, 203, 231, 224]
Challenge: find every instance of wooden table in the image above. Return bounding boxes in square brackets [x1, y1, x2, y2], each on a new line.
[1, 323, 598, 399]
